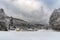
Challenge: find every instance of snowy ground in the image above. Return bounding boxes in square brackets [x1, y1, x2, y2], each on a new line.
[0, 30, 60, 40]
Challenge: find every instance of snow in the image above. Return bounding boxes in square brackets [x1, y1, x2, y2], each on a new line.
[0, 30, 60, 40]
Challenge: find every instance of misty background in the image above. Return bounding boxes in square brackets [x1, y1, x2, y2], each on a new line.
[0, 0, 60, 24]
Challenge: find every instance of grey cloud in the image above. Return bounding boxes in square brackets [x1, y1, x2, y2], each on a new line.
[0, 0, 52, 24]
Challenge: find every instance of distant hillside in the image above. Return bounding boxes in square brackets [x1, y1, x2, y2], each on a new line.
[0, 8, 48, 31]
[49, 8, 60, 31]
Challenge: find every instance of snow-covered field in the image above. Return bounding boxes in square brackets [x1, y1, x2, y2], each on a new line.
[0, 30, 60, 40]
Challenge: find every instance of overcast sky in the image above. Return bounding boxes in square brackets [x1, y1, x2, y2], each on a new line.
[0, 0, 60, 24]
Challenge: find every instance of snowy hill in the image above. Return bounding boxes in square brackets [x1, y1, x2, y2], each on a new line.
[0, 8, 48, 31]
[49, 8, 60, 31]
